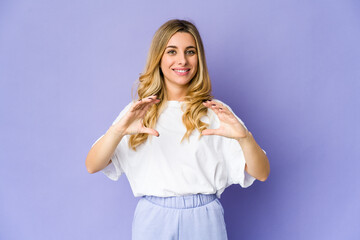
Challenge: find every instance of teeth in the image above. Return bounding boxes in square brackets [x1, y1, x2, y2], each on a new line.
[174, 69, 189, 72]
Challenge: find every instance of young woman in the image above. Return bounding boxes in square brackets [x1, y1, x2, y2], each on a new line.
[85, 19, 270, 240]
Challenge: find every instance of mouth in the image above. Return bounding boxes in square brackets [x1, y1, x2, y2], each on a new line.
[172, 68, 190, 76]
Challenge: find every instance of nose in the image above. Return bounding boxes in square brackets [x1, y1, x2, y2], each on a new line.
[176, 52, 187, 66]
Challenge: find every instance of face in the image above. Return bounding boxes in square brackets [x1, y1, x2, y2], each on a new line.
[160, 32, 198, 91]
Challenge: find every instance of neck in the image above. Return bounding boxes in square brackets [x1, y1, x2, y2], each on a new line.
[165, 85, 188, 101]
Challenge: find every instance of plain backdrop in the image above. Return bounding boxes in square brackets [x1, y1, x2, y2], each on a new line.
[0, 0, 359, 239]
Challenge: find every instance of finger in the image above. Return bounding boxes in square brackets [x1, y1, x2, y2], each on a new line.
[141, 97, 160, 111]
[210, 101, 230, 115]
[137, 96, 160, 110]
[201, 128, 220, 136]
[149, 94, 158, 99]
[142, 95, 160, 103]
[138, 98, 152, 110]
[203, 101, 218, 109]
[202, 100, 213, 106]
[202, 102, 210, 108]
[219, 106, 231, 115]
[211, 102, 231, 114]
[207, 99, 221, 105]
[132, 100, 143, 111]
[142, 101, 155, 113]
[146, 95, 159, 101]
[213, 101, 233, 115]
[211, 101, 226, 111]
[203, 101, 230, 119]
[210, 104, 221, 114]
[217, 106, 232, 116]
[202, 102, 209, 108]
[142, 127, 160, 137]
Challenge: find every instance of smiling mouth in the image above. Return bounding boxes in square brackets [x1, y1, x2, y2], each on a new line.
[173, 69, 190, 73]
[172, 69, 191, 76]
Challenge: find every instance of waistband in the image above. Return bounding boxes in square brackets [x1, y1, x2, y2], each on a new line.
[143, 193, 217, 209]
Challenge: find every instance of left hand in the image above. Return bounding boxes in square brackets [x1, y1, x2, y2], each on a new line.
[201, 100, 249, 140]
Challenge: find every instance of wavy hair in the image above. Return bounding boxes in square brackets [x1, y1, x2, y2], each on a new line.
[129, 19, 213, 151]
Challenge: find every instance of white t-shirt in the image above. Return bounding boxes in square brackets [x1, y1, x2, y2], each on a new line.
[92, 99, 266, 199]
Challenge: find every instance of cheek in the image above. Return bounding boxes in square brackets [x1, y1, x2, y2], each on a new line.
[191, 62, 198, 79]
[160, 58, 173, 77]
[160, 58, 165, 69]
[192, 58, 198, 71]
[160, 55, 168, 68]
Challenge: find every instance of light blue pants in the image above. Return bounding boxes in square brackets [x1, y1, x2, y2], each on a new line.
[132, 193, 228, 240]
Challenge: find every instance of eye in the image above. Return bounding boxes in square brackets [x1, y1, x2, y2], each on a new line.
[186, 50, 196, 55]
[167, 50, 176, 55]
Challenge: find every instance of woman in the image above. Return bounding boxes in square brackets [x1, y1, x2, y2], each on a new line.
[85, 19, 270, 240]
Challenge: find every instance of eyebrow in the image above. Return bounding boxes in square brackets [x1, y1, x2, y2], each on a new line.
[165, 45, 196, 49]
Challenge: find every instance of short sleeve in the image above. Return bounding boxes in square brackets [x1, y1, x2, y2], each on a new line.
[223, 138, 257, 188]
[215, 100, 266, 188]
[91, 101, 134, 181]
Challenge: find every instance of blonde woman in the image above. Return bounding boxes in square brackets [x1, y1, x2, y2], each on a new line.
[85, 19, 270, 240]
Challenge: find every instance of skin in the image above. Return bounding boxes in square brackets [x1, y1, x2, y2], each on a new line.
[202, 100, 270, 181]
[86, 32, 270, 182]
[160, 32, 198, 101]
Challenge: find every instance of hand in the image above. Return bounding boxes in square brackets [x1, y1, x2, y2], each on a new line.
[112, 95, 161, 137]
[201, 100, 249, 140]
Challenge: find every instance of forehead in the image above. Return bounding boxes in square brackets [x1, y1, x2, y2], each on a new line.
[166, 32, 196, 47]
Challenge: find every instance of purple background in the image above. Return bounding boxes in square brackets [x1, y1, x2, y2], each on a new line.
[1, 0, 359, 239]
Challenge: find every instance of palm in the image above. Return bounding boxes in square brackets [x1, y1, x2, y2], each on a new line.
[202, 100, 248, 140]
[113, 96, 160, 137]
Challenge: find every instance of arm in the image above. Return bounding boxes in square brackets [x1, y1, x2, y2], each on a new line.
[85, 95, 160, 174]
[202, 99, 270, 182]
[236, 131, 270, 181]
[85, 127, 125, 174]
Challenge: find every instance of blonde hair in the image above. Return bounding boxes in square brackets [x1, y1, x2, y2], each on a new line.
[129, 19, 213, 151]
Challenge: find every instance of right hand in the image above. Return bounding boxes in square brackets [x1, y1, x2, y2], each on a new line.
[111, 95, 161, 137]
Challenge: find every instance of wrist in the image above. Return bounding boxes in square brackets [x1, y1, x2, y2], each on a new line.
[107, 125, 126, 138]
[234, 130, 252, 143]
